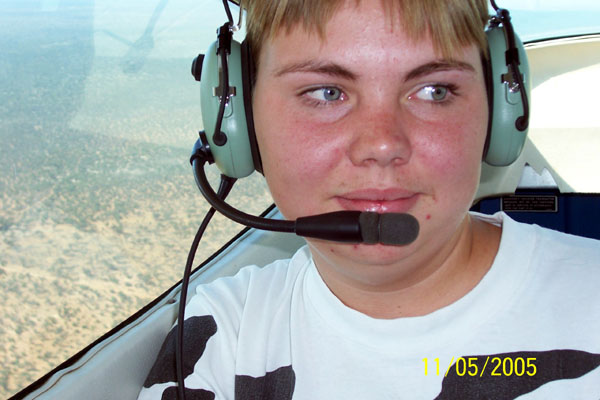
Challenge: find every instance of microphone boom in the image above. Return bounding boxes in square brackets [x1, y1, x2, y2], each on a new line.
[191, 139, 419, 246]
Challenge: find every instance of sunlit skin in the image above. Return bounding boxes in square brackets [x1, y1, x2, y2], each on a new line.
[252, 1, 501, 319]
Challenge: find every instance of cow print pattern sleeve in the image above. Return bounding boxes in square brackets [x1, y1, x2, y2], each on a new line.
[144, 315, 217, 389]
[141, 314, 297, 400]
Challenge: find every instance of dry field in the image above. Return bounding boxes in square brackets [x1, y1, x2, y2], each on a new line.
[0, 56, 272, 398]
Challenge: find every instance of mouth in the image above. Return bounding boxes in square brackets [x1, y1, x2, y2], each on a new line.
[335, 189, 419, 213]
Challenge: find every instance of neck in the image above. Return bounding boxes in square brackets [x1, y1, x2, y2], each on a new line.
[311, 215, 501, 319]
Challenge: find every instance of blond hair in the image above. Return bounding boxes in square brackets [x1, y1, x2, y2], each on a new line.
[243, 0, 489, 64]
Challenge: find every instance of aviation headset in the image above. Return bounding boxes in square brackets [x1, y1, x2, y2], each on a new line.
[191, 0, 530, 177]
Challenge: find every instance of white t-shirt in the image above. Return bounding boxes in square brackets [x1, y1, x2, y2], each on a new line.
[139, 212, 600, 399]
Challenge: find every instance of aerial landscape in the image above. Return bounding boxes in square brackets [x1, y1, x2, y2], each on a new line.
[0, 63, 271, 397]
[0, 2, 270, 396]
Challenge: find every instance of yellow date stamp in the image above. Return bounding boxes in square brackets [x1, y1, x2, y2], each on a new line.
[423, 356, 537, 377]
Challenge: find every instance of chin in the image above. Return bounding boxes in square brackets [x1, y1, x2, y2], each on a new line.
[311, 239, 418, 267]
[352, 242, 418, 265]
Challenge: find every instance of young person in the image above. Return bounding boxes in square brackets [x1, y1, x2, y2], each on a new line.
[139, 1, 600, 398]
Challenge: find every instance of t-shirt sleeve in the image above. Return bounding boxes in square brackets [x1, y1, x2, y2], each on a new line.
[137, 266, 256, 400]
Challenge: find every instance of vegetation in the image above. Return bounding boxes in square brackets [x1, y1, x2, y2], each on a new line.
[0, 55, 272, 397]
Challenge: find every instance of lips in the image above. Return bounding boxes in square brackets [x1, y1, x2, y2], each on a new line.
[335, 189, 419, 213]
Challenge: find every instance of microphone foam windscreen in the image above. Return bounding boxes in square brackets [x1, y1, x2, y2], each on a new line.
[379, 213, 420, 245]
[358, 212, 380, 244]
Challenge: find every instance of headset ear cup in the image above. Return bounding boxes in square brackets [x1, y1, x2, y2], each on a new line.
[199, 40, 256, 178]
[241, 39, 263, 175]
[484, 25, 531, 166]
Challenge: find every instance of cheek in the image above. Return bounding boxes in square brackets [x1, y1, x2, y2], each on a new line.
[263, 118, 345, 180]
[256, 94, 340, 171]
[412, 112, 486, 191]
[254, 94, 347, 215]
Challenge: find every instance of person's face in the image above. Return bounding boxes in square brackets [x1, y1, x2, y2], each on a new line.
[252, 1, 489, 273]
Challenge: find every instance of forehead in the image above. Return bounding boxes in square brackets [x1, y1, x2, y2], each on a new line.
[257, 2, 448, 76]
[267, 1, 408, 48]
[247, 0, 489, 66]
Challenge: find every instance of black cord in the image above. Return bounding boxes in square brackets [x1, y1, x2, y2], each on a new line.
[499, 9, 517, 57]
[222, 0, 234, 26]
[512, 59, 530, 131]
[174, 4, 240, 397]
[176, 175, 236, 400]
[192, 156, 295, 233]
[212, 22, 233, 147]
[212, 48, 229, 146]
[496, 8, 530, 131]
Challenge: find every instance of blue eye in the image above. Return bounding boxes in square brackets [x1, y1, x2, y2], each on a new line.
[306, 87, 343, 102]
[415, 85, 449, 102]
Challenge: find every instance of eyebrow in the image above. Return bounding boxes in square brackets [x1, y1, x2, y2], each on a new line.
[403, 60, 476, 81]
[274, 60, 359, 81]
[273, 59, 475, 82]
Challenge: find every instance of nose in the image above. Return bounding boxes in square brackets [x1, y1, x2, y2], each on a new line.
[347, 104, 412, 167]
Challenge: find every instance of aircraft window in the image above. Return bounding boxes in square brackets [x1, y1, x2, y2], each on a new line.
[501, 1, 600, 42]
[527, 37, 600, 192]
[0, 0, 269, 397]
